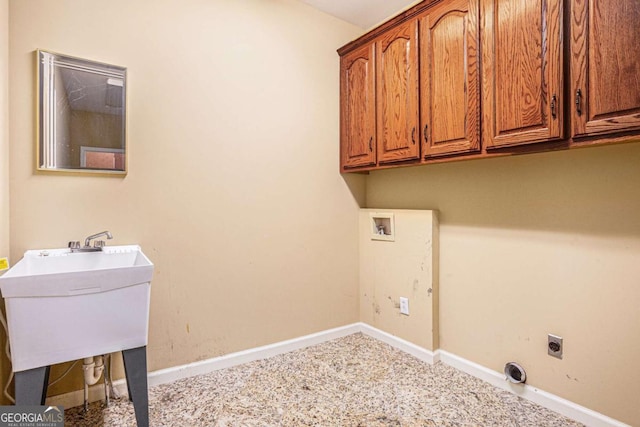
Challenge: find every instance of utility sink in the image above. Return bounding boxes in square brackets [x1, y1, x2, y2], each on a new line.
[0, 245, 153, 372]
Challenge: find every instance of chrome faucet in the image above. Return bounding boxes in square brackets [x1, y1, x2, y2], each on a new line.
[85, 231, 113, 248]
[69, 231, 113, 252]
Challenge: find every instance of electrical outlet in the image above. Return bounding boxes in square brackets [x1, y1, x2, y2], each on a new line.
[548, 334, 563, 359]
[399, 297, 409, 315]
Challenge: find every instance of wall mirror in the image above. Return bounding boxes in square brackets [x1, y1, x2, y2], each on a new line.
[37, 50, 127, 175]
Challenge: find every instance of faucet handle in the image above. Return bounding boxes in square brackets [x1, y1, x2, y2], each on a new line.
[93, 240, 106, 248]
[68, 241, 81, 249]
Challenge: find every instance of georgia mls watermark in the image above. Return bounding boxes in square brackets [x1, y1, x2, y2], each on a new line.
[0, 406, 64, 427]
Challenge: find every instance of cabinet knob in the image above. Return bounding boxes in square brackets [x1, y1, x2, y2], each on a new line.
[575, 89, 582, 116]
[423, 124, 428, 142]
[411, 127, 416, 145]
[369, 136, 373, 152]
[551, 94, 557, 119]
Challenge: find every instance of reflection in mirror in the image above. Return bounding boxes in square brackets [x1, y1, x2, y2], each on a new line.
[37, 50, 127, 174]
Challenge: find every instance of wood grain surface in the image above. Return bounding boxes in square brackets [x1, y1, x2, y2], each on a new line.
[421, 0, 480, 157]
[340, 44, 376, 169]
[338, 0, 640, 173]
[376, 20, 420, 164]
[571, 0, 640, 137]
[482, 0, 563, 148]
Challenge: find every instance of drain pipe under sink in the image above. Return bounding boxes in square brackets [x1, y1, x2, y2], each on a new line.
[82, 356, 104, 411]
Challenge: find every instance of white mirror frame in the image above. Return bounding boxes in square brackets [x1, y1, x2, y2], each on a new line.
[37, 50, 127, 175]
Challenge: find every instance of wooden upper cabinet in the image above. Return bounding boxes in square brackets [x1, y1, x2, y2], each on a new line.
[420, 0, 480, 157]
[481, 0, 564, 148]
[340, 44, 376, 169]
[571, 1, 640, 137]
[376, 20, 420, 164]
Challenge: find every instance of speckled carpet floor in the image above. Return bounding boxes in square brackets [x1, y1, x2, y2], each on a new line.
[65, 333, 583, 426]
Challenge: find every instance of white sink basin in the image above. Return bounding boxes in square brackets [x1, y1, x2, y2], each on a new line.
[0, 245, 153, 372]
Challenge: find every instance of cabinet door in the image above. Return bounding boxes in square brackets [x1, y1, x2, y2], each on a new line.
[340, 44, 376, 169]
[376, 21, 420, 164]
[481, 0, 563, 148]
[571, 1, 640, 137]
[420, 0, 480, 157]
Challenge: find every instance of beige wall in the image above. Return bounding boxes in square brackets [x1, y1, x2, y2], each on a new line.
[0, 1, 8, 257]
[359, 209, 439, 350]
[8, 0, 638, 423]
[0, 0, 10, 405]
[8, 0, 364, 396]
[366, 142, 640, 425]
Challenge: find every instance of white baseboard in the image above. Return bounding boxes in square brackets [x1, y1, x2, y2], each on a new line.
[47, 322, 629, 427]
[357, 323, 439, 364]
[46, 323, 361, 409]
[146, 323, 361, 387]
[355, 325, 628, 427]
[436, 350, 630, 427]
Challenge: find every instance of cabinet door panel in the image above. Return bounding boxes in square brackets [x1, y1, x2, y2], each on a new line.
[340, 44, 376, 169]
[377, 21, 420, 164]
[421, 0, 480, 157]
[572, 0, 640, 136]
[482, 0, 563, 148]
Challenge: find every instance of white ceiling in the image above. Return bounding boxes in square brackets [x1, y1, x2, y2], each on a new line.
[300, 0, 420, 29]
